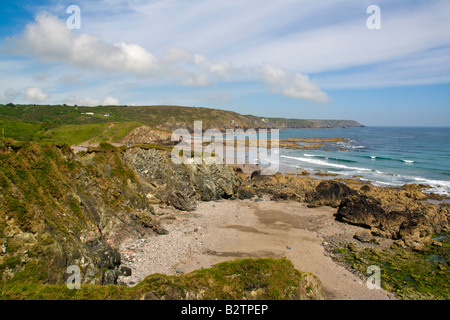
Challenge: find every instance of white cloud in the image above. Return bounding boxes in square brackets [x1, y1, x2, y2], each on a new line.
[5, 8, 335, 104]
[228, 1, 450, 78]
[24, 87, 50, 102]
[14, 12, 158, 77]
[102, 96, 120, 105]
[11, 13, 232, 85]
[193, 54, 230, 79]
[260, 64, 329, 103]
[63, 95, 120, 106]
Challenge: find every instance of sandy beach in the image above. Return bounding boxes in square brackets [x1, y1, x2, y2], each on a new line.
[118, 195, 396, 300]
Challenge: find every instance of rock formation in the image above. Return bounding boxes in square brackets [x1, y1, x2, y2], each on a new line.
[337, 193, 449, 249]
[305, 180, 357, 208]
[0, 141, 253, 288]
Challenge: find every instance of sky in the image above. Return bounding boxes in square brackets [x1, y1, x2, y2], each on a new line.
[1, 0, 450, 126]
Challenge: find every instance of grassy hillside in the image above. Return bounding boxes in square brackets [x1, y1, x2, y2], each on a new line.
[0, 258, 325, 300]
[0, 104, 363, 145]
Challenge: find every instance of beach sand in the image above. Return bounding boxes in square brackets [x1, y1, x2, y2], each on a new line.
[118, 196, 396, 300]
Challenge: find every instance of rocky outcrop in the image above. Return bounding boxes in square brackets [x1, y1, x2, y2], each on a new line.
[119, 126, 172, 145]
[336, 195, 386, 228]
[0, 142, 164, 286]
[0, 141, 252, 288]
[306, 180, 357, 207]
[123, 147, 251, 211]
[250, 170, 319, 202]
[247, 169, 449, 249]
[337, 193, 449, 249]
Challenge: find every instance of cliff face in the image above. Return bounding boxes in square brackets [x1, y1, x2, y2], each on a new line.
[123, 147, 244, 211]
[1, 141, 152, 286]
[0, 140, 252, 287]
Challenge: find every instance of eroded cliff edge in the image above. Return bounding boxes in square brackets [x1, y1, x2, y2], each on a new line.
[1, 139, 447, 299]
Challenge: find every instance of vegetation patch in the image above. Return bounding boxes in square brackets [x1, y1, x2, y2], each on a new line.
[330, 234, 449, 300]
[0, 258, 322, 300]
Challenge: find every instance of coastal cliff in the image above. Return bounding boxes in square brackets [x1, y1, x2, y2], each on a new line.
[1, 140, 327, 299]
[0, 104, 363, 146]
[1, 138, 448, 299]
[0, 140, 254, 286]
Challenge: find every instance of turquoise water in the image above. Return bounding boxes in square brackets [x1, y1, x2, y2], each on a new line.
[277, 127, 450, 196]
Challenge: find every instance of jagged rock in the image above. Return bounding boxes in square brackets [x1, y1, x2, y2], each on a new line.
[306, 180, 357, 208]
[153, 225, 169, 235]
[336, 194, 386, 228]
[124, 147, 243, 207]
[167, 190, 197, 212]
[337, 193, 449, 247]
[90, 243, 121, 269]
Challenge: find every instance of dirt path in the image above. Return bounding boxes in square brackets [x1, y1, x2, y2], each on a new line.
[118, 197, 396, 300]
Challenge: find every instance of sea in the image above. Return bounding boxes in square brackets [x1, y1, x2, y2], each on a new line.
[275, 127, 450, 196]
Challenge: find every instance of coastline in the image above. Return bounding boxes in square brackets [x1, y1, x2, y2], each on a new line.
[1, 140, 447, 300]
[115, 145, 449, 299]
[117, 196, 395, 300]
[117, 161, 369, 297]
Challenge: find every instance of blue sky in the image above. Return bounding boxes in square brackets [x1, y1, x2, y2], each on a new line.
[1, 0, 450, 126]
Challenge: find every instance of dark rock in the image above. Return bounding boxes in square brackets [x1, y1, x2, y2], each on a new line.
[237, 186, 255, 200]
[336, 194, 386, 228]
[120, 266, 132, 277]
[337, 193, 449, 247]
[250, 170, 262, 181]
[306, 180, 357, 207]
[90, 243, 121, 269]
[101, 269, 120, 284]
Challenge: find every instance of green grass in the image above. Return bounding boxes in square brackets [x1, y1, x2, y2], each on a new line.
[37, 123, 110, 145]
[0, 140, 158, 286]
[0, 258, 310, 300]
[0, 104, 363, 146]
[0, 119, 47, 141]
